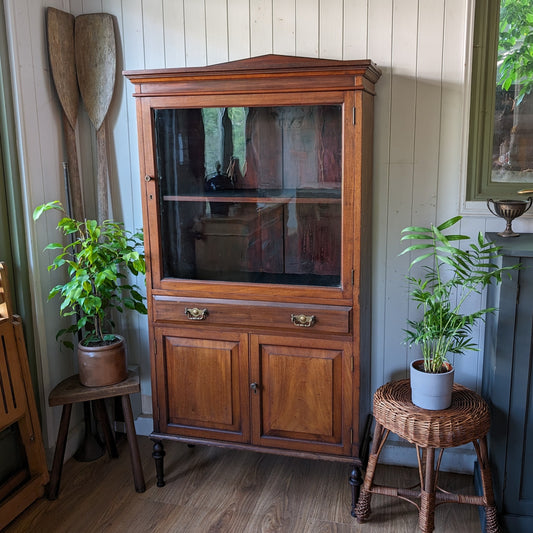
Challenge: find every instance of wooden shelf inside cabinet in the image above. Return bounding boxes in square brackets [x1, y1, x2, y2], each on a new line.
[163, 188, 342, 204]
[125, 54, 381, 516]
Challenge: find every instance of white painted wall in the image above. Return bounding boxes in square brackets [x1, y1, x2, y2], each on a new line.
[4, 0, 530, 469]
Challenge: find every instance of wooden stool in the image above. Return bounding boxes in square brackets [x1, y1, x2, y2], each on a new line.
[48, 370, 145, 499]
[355, 379, 500, 533]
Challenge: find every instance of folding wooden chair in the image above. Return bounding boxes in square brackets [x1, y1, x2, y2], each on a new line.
[0, 262, 49, 529]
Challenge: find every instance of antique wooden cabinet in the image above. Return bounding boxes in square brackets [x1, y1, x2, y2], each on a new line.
[483, 233, 533, 533]
[125, 55, 380, 511]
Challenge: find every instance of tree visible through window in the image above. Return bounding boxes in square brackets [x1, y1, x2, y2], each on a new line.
[467, 0, 533, 199]
[493, 0, 533, 179]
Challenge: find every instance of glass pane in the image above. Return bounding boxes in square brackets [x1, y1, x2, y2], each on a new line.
[154, 105, 342, 286]
[492, 0, 533, 184]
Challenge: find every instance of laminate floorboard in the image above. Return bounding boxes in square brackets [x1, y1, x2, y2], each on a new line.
[5, 436, 482, 532]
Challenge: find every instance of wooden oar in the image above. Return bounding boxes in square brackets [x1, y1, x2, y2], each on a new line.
[75, 13, 116, 223]
[46, 7, 85, 222]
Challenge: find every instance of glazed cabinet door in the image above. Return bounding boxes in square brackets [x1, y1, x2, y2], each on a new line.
[138, 94, 355, 302]
[249, 334, 353, 455]
[153, 327, 250, 443]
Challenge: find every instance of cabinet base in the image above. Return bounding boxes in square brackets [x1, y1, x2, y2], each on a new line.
[150, 433, 363, 516]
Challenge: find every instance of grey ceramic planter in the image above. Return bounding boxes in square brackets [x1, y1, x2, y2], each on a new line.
[410, 359, 455, 410]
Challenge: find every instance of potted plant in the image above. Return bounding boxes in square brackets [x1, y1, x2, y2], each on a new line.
[33, 201, 147, 387]
[400, 215, 516, 409]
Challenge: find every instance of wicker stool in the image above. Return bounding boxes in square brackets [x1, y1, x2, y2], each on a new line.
[355, 379, 500, 533]
[47, 370, 145, 499]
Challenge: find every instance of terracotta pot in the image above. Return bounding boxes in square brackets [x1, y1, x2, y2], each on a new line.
[78, 335, 127, 387]
[410, 359, 454, 410]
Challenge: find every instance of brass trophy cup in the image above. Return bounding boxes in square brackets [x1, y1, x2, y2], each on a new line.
[487, 197, 533, 237]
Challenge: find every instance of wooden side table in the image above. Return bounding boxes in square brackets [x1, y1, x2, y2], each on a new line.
[47, 370, 145, 499]
[355, 379, 500, 533]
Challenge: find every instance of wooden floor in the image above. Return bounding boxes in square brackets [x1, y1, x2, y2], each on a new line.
[6, 436, 482, 532]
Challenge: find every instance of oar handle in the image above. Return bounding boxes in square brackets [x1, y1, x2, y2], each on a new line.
[62, 113, 85, 222]
[96, 123, 109, 223]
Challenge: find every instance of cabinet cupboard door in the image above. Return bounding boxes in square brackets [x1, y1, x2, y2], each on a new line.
[250, 334, 353, 455]
[154, 328, 250, 443]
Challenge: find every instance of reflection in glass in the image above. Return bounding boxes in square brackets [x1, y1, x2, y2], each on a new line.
[154, 105, 342, 286]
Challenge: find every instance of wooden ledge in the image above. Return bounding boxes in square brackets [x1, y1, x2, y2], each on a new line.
[49, 370, 140, 406]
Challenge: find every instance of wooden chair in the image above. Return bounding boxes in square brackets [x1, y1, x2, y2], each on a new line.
[0, 262, 49, 530]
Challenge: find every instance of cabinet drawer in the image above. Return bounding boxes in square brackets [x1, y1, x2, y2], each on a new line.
[152, 296, 351, 334]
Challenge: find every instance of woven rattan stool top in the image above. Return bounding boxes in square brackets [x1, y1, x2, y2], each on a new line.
[373, 379, 490, 448]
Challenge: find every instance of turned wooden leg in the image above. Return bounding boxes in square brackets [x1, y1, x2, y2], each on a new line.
[47, 403, 72, 500]
[152, 439, 166, 487]
[121, 395, 145, 493]
[349, 464, 363, 517]
[473, 437, 501, 533]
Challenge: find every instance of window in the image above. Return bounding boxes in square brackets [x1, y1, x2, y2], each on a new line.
[467, 0, 533, 200]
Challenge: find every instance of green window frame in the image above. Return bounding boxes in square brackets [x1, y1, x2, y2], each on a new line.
[467, 0, 533, 200]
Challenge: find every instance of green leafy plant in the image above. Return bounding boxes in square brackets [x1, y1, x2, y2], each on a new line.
[33, 201, 147, 348]
[400, 216, 516, 373]
[498, 0, 533, 105]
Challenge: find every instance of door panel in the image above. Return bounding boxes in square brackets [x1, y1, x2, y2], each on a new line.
[250, 334, 352, 455]
[505, 259, 533, 518]
[155, 327, 249, 442]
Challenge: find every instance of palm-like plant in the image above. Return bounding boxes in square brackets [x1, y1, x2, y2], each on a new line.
[400, 216, 516, 373]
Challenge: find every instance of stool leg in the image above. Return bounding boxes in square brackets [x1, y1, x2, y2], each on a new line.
[355, 421, 388, 523]
[419, 446, 436, 533]
[93, 399, 118, 458]
[120, 394, 145, 493]
[47, 403, 72, 500]
[473, 437, 501, 533]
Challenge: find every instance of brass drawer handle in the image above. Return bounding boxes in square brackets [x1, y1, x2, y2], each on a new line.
[185, 307, 208, 320]
[290, 313, 316, 328]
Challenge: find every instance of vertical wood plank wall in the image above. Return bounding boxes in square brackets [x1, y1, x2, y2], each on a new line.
[4, 0, 529, 467]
